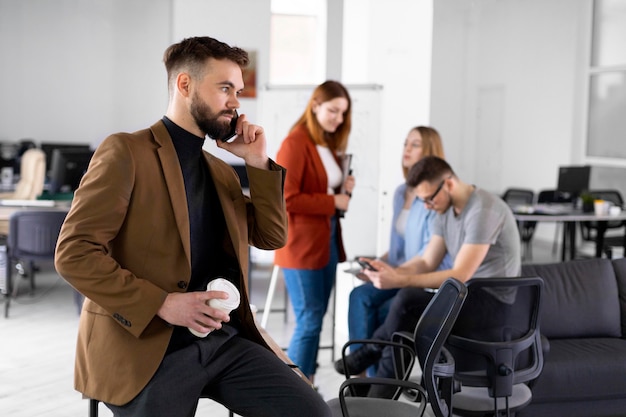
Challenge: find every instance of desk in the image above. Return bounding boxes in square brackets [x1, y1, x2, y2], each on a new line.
[514, 209, 626, 261]
[0, 202, 71, 236]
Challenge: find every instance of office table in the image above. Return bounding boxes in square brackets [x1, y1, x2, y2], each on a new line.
[514, 209, 626, 261]
[0, 202, 71, 236]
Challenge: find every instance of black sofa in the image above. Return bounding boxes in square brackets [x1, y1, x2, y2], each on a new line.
[518, 257, 626, 417]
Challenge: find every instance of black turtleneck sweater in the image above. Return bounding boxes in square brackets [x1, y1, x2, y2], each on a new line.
[161, 116, 239, 352]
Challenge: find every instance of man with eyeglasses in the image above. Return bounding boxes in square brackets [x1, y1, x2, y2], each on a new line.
[335, 156, 520, 398]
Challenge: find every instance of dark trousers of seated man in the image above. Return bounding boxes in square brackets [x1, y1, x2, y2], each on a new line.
[106, 325, 330, 417]
[366, 287, 435, 398]
[367, 286, 515, 399]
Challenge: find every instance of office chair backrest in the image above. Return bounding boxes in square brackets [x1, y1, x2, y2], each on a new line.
[12, 148, 46, 200]
[447, 276, 543, 400]
[501, 188, 534, 207]
[414, 278, 467, 417]
[537, 189, 570, 204]
[8, 210, 67, 259]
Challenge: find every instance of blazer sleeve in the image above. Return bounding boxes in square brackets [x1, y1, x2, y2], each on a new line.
[55, 134, 169, 338]
[244, 159, 288, 250]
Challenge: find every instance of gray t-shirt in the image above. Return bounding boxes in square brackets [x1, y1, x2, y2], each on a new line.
[432, 187, 521, 300]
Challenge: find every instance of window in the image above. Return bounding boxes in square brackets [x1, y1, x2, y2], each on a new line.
[587, 0, 626, 160]
[269, 0, 326, 84]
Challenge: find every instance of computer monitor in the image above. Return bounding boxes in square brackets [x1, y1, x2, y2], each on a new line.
[557, 165, 591, 200]
[40, 142, 91, 175]
[48, 147, 94, 194]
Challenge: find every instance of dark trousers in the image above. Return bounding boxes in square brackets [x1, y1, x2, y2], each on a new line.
[368, 287, 435, 398]
[106, 328, 330, 417]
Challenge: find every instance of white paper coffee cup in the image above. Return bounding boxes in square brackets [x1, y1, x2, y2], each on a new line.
[189, 278, 240, 338]
[207, 278, 240, 313]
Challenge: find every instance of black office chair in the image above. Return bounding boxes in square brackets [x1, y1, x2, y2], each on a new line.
[327, 278, 468, 417]
[2, 210, 67, 318]
[502, 188, 536, 260]
[579, 189, 625, 258]
[446, 277, 544, 417]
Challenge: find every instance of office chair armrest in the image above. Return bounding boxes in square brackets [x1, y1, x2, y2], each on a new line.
[338, 377, 427, 417]
[391, 330, 413, 344]
[392, 331, 457, 379]
[340, 339, 416, 382]
[432, 346, 456, 379]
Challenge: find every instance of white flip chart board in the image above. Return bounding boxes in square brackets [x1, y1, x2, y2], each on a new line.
[258, 84, 383, 259]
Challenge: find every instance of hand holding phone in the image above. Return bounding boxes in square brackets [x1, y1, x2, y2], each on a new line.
[209, 110, 239, 142]
[357, 259, 378, 272]
[221, 110, 239, 142]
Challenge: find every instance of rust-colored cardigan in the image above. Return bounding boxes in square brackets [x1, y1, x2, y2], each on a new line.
[274, 124, 347, 269]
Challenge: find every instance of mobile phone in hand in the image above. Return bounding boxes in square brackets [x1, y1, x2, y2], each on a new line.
[222, 110, 239, 142]
[357, 259, 378, 271]
[210, 110, 239, 142]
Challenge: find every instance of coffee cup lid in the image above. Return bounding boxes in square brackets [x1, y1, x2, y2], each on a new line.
[207, 278, 240, 308]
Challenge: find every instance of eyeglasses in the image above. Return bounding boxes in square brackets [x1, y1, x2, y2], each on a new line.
[423, 177, 450, 206]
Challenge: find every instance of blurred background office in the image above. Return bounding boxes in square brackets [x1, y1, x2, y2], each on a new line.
[2, 2, 626, 414]
[1, 0, 625, 254]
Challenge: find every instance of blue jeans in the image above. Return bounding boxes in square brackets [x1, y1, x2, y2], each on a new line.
[348, 283, 399, 347]
[348, 283, 398, 375]
[283, 218, 339, 378]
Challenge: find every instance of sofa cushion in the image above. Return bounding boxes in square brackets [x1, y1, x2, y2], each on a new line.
[521, 258, 621, 339]
[529, 338, 626, 402]
[611, 258, 626, 337]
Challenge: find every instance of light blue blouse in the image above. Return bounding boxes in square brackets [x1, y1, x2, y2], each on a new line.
[387, 183, 453, 270]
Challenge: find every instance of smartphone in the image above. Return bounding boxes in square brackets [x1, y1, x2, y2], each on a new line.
[357, 259, 378, 271]
[213, 110, 238, 142]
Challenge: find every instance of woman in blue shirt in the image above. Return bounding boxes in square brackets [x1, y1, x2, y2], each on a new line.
[341, 126, 451, 375]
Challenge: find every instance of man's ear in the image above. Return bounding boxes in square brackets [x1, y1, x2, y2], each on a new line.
[444, 176, 454, 192]
[177, 73, 191, 97]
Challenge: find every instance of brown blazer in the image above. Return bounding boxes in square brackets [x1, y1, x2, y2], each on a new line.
[54, 120, 287, 405]
[273, 124, 346, 269]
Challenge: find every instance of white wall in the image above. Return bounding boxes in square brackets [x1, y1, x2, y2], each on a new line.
[430, 0, 591, 195]
[0, 0, 270, 153]
[342, 0, 434, 254]
[0, 0, 172, 147]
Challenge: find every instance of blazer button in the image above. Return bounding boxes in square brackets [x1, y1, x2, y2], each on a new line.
[177, 281, 187, 289]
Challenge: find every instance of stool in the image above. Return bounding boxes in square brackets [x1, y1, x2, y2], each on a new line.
[260, 265, 336, 361]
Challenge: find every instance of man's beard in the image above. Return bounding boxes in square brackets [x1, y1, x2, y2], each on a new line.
[190, 91, 234, 141]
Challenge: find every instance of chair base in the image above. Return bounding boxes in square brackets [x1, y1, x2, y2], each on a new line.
[453, 384, 532, 416]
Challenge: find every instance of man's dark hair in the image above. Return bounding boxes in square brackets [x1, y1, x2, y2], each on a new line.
[163, 36, 249, 89]
[406, 156, 455, 187]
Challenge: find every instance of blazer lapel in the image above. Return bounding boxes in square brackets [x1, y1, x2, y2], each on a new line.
[150, 121, 192, 265]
